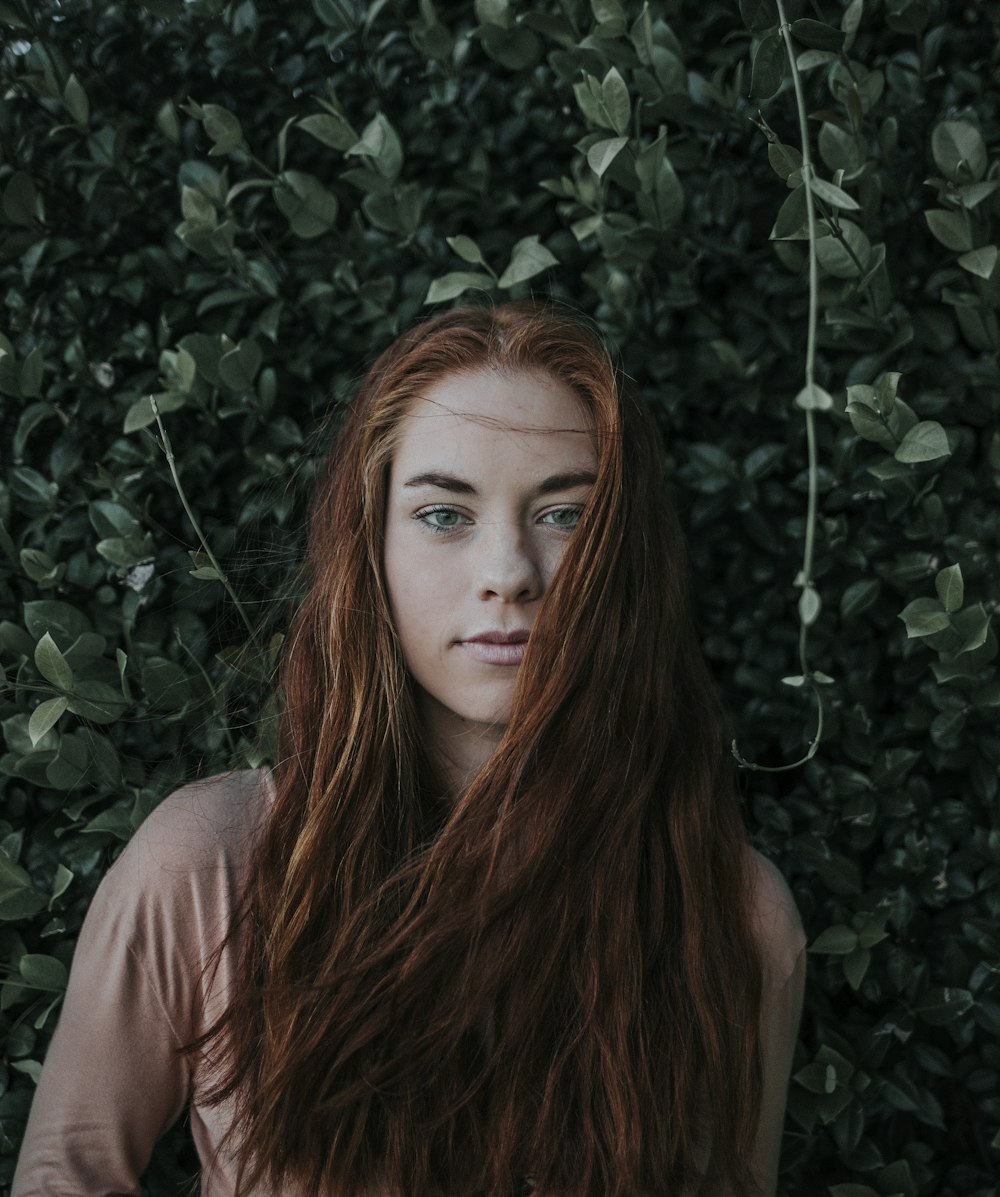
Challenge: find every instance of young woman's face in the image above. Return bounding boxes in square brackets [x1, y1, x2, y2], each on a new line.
[383, 367, 597, 753]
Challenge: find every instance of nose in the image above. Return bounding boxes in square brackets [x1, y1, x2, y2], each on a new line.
[475, 520, 543, 604]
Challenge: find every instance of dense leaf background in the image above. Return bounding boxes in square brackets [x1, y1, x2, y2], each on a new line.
[1, 0, 998, 1193]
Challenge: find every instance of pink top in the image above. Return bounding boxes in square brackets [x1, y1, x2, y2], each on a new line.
[12, 769, 806, 1196]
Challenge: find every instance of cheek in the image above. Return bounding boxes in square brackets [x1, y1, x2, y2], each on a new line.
[538, 533, 573, 588]
[383, 535, 447, 657]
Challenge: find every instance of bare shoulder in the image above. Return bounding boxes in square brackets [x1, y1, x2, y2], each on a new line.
[747, 849, 807, 986]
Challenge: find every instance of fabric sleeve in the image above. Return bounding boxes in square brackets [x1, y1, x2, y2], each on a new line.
[11, 817, 199, 1196]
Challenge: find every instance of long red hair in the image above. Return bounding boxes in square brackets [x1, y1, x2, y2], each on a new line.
[198, 302, 764, 1195]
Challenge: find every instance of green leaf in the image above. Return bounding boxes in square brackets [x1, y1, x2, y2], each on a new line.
[587, 136, 628, 178]
[809, 175, 860, 211]
[425, 272, 495, 304]
[347, 114, 403, 181]
[20, 954, 68, 991]
[841, 0, 863, 51]
[298, 112, 357, 151]
[767, 142, 802, 181]
[846, 393, 895, 450]
[843, 945, 871, 990]
[810, 925, 859, 955]
[0, 854, 48, 921]
[63, 73, 89, 124]
[749, 32, 784, 99]
[799, 586, 821, 626]
[446, 235, 491, 270]
[65, 681, 128, 724]
[770, 185, 807, 240]
[841, 579, 880, 620]
[925, 209, 973, 253]
[950, 603, 990, 656]
[218, 339, 263, 391]
[474, 0, 510, 27]
[591, 0, 626, 35]
[28, 697, 68, 747]
[601, 68, 631, 137]
[20, 548, 61, 586]
[955, 180, 1000, 209]
[894, 421, 950, 463]
[957, 245, 997, 279]
[50, 863, 73, 904]
[935, 564, 964, 613]
[181, 184, 216, 227]
[898, 597, 950, 638]
[498, 235, 558, 289]
[790, 18, 845, 50]
[3, 172, 43, 225]
[794, 383, 833, 411]
[23, 601, 91, 646]
[931, 120, 987, 183]
[739, 0, 777, 30]
[856, 920, 889, 951]
[19, 347, 44, 398]
[201, 103, 244, 154]
[274, 171, 338, 238]
[914, 987, 974, 1026]
[123, 392, 185, 434]
[816, 221, 871, 278]
[34, 632, 74, 690]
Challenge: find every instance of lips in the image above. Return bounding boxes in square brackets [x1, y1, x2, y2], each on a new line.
[462, 629, 530, 666]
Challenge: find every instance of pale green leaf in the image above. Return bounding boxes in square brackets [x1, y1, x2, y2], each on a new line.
[894, 421, 950, 463]
[935, 564, 964, 613]
[446, 235, 489, 269]
[497, 235, 558, 288]
[28, 696, 68, 746]
[932, 120, 987, 182]
[898, 597, 950, 638]
[587, 136, 628, 178]
[63, 73, 89, 124]
[957, 245, 997, 279]
[809, 175, 860, 210]
[794, 383, 833, 410]
[810, 925, 859, 955]
[425, 272, 495, 304]
[34, 632, 74, 690]
[601, 67, 631, 136]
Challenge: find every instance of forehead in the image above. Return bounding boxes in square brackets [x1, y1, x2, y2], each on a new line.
[389, 368, 595, 470]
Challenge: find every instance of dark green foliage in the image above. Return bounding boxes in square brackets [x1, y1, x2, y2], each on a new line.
[1, 0, 998, 1192]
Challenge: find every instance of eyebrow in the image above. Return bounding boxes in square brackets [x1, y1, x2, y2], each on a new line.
[401, 469, 598, 496]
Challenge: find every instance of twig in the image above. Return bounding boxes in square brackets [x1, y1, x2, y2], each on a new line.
[149, 396, 263, 653]
[732, 0, 825, 773]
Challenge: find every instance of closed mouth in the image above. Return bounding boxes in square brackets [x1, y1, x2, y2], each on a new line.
[461, 632, 529, 665]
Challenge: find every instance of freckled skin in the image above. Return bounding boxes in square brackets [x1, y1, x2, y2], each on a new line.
[383, 368, 597, 782]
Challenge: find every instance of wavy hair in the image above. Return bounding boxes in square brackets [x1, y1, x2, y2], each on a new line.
[197, 302, 764, 1196]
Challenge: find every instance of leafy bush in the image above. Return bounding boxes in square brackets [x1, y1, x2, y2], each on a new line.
[1, 0, 998, 1192]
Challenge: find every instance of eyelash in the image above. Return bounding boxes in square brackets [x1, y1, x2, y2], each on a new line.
[414, 505, 583, 535]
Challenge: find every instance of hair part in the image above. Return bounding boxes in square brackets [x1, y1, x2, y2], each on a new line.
[193, 301, 764, 1197]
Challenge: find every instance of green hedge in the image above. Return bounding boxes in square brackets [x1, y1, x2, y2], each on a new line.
[1, 1, 998, 1193]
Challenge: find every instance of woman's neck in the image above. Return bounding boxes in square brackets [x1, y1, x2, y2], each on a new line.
[417, 692, 506, 803]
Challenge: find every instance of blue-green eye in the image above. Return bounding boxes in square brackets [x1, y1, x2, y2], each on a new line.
[416, 506, 467, 533]
[542, 506, 582, 528]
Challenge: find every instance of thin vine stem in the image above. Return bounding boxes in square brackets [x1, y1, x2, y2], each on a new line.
[149, 396, 263, 654]
[732, 1, 825, 773]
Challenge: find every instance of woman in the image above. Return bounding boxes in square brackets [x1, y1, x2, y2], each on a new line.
[13, 302, 805, 1196]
